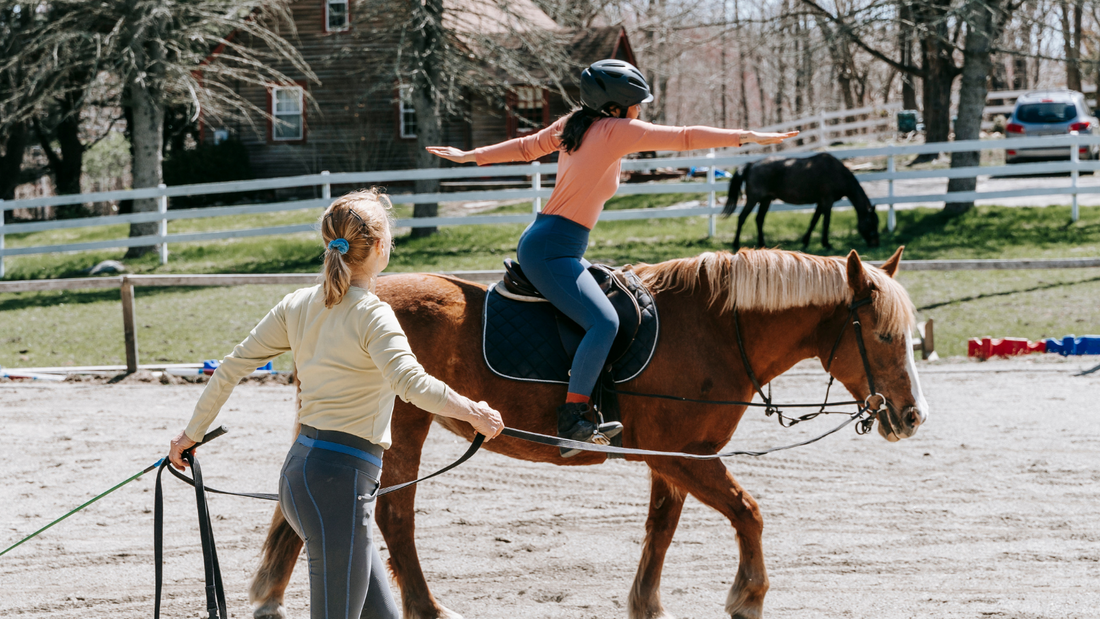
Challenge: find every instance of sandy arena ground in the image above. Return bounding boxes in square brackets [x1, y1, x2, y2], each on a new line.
[1, 357, 1099, 619]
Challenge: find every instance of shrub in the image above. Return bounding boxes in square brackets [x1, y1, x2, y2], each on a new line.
[163, 139, 255, 208]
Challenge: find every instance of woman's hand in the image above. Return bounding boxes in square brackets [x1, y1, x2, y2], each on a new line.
[168, 430, 198, 470]
[425, 146, 476, 164]
[742, 130, 799, 145]
[438, 390, 505, 439]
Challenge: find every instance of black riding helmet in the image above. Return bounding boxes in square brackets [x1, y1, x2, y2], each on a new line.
[580, 59, 654, 113]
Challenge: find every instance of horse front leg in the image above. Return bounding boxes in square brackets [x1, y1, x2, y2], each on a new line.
[250, 506, 304, 619]
[819, 201, 833, 249]
[376, 406, 462, 619]
[733, 201, 756, 251]
[629, 472, 687, 619]
[801, 204, 825, 248]
[754, 200, 772, 248]
[650, 459, 768, 619]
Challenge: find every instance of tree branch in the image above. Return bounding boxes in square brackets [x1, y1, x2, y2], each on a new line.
[799, 0, 925, 77]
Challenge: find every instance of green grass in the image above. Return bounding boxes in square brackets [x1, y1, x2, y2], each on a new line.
[2, 201, 1099, 366]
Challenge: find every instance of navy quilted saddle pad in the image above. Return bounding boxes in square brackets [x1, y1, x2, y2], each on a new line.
[482, 267, 659, 385]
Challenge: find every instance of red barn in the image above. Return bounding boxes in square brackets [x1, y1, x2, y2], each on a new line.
[200, 0, 638, 178]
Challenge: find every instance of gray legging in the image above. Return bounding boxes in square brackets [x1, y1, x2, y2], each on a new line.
[279, 425, 399, 619]
[517, 213, 619, 397]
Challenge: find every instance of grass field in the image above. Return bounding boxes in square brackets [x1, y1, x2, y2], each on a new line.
[2, 199, 1099, 368]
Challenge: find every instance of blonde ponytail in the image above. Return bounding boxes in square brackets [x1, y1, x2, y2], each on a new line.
[320, 189, 394, 308]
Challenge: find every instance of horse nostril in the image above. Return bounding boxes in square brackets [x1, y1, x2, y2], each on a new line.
[905, 407, 922, 428]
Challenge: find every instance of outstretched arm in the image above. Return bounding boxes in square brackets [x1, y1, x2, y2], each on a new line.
[606, 120, 797, 157]
[427, 117, 566, 166]
[170, 300, 291, 469]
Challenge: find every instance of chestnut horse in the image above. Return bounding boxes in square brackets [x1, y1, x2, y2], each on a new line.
[249, 247, 928, 619]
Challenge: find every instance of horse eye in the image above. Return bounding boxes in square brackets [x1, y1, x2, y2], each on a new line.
[877, 333, 894, 344]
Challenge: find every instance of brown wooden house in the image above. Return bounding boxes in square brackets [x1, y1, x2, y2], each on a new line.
[200, 0, 638, 179]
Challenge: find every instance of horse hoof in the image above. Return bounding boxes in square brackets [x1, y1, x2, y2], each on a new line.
[253, 601, 285, 619]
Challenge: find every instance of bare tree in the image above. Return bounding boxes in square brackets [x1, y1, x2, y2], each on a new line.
[1058, 0, 1084, 90]
[946, 0, 1017, 213]
[330, 0, 578, 237]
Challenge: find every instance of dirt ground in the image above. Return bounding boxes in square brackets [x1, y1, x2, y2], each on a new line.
[2, 356, 1099, 619]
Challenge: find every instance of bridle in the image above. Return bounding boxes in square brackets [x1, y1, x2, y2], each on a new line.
[733, 294, 891, 437]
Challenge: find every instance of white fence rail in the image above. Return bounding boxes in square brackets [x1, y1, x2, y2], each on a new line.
[2, 134, 1099, 278]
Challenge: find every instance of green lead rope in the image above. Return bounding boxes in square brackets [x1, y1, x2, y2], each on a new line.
[0, 458, 164, 558]
[1, 426, 228, 559]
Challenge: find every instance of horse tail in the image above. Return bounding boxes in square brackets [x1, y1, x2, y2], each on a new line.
[722, 162, 751, 218]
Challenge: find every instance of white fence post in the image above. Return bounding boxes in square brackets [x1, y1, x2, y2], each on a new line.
[816, 111, 826, 147]
[707, 149, 716, 238]
[1071, 137, 1080, 222]
[531, 161, 542, 214]
[157, 184, 168, 265]
[321, 170, 331, 201]
[0, 199, 5, 279]
[887, 154, 897, 232]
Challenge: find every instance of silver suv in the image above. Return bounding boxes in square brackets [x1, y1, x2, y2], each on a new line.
[1005, 90, 1099, 163]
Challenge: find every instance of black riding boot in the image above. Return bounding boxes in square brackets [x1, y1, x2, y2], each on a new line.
[556, 402, 623, 458]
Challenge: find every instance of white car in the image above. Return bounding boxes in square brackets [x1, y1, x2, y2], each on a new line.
[1005, 90, 1099, 163]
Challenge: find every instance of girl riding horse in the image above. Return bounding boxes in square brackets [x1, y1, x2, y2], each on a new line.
[429, 59, 798, 455]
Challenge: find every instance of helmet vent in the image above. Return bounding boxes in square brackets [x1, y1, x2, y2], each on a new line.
[594, 77, 606, 90]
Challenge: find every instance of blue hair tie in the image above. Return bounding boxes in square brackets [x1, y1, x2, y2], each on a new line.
[328, 238, 349, 254]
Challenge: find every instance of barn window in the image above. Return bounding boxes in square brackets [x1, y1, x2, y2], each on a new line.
[510, 86, 547, 137]
[272, 86, 304, 141]
[399, 86, 417, 139]
[326, 0, 349, 32]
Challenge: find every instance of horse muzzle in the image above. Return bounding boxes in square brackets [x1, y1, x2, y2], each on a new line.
[877, 403, 924, 442]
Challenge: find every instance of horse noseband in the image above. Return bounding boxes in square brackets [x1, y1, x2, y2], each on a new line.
[846, 296, 895, 435]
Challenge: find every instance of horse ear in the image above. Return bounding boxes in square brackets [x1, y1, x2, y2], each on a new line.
[846, 249, 872, 297]
[880, 246, 904, 278]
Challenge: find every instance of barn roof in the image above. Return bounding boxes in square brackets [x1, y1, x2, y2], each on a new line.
[443, 0, 559, 34]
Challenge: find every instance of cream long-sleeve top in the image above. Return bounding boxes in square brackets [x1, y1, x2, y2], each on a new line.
[183, 284, 449, 449]
[472, 117, 743, 229]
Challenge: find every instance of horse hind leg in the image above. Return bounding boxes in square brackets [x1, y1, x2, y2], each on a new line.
[251, 367, 304, 619]
[649, 459, 768, 619]
[375, 405, 462, 619]
[629, 473, 688, 619]
[249, 506, 304, 619]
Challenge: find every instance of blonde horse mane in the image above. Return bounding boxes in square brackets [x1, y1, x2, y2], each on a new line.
[636, 249, 915, 335]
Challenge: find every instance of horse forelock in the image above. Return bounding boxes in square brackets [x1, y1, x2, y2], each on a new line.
[638, 249, 914, 334]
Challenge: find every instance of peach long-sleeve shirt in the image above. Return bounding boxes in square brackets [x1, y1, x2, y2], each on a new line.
[184, 285, 449, 449]
[472, 117, 743, 229]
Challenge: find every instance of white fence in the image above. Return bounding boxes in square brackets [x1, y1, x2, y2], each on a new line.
[764, 88, 1098, 139]
[2, 134, 1100, 278]
[757, 102, 904, 149]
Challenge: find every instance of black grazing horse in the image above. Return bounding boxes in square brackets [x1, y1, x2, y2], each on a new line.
[722, 153, 881, 250]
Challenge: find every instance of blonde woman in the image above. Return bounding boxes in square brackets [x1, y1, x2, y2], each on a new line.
[167, 189, 504, 619]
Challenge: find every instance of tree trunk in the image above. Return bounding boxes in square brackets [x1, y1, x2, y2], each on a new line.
[733, 0, 749, 127]
[1060, 0, 1083, 92]
[774, 7, 787, 124]
[946, 0, 1005, 213]
[1, 124, 28, 224]
[36, 108, 87, 219]
[899, 0, 919, 110]
[920, 47, 956, 144]
[409, 0, 444, 238]
[125, 72, 165, 257]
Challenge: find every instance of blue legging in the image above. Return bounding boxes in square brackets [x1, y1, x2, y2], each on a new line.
[279, 427, 399, 619]
[517, 213, 618, 398]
